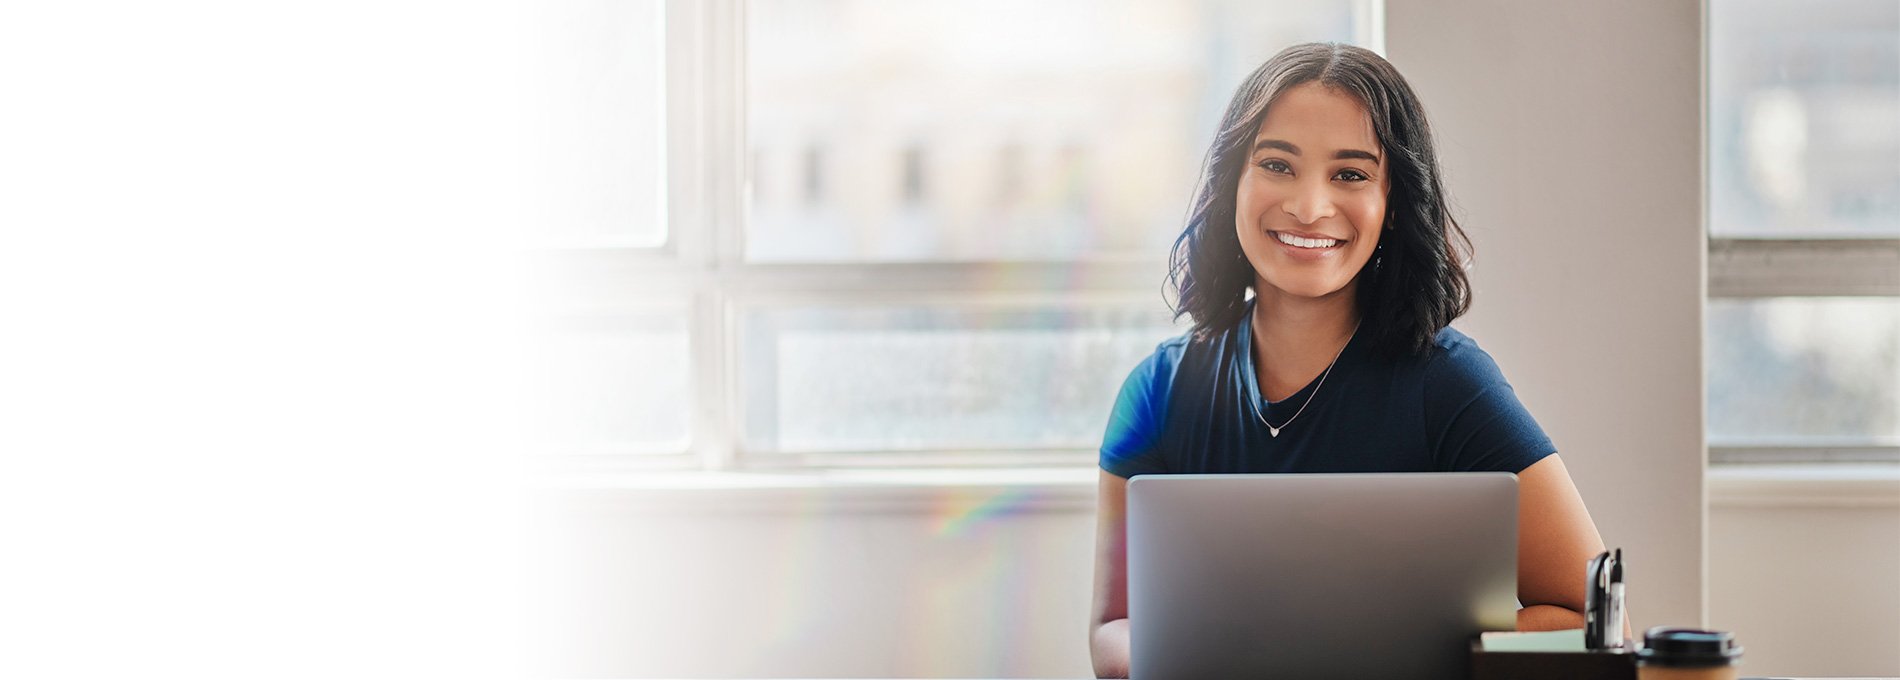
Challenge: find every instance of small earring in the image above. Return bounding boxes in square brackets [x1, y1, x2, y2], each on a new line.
[1374, 243, 1384, 273]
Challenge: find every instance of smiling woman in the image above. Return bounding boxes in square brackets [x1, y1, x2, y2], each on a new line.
[1238, 83, 1391, 314]
[1169, 44, 1472, 359]
[1088, 43, 1613, 678]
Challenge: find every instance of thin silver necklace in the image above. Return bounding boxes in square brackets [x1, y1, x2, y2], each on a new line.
[1250, 321, 1359, 438]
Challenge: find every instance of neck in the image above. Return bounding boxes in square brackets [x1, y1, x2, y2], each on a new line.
[1250, 284, 1360, 354]
[1248, 283, 1360, 402]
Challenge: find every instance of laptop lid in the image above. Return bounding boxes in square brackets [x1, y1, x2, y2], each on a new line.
[1127, 472, 1519, 680]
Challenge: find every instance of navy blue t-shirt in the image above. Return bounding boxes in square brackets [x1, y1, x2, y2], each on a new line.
[1100, 311, 1555, 477]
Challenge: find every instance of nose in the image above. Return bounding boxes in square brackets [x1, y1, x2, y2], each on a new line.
[1281, 178, 1337, 225]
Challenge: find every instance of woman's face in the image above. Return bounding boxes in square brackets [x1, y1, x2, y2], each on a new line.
[1235, 81, 1390, 303]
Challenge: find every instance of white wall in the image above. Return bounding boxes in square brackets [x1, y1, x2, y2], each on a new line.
[528, 480, 1100, 678]
[1707, 471, 1900, 676]
[1383, 0, 1707, 633]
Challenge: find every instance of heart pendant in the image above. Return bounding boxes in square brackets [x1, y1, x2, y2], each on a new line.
[1269, 426, 1280, 438]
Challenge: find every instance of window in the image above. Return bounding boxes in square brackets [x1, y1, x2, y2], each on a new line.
[525, 0, 669, 249]
[1706, 0, 1900, 465]
[528, 0, 1381, 469]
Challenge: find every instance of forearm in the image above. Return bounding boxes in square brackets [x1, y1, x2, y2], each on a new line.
[1090, 618, 1132, 679]
[1515, 604, 1584, 631]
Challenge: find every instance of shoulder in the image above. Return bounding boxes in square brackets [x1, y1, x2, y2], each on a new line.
[1152, 331, 1192, 368]
[1101, 332, 1199, 471]
[1418, 326, 1513, 397]
[1115, 319, 1245, 406]
[1426, 326, 1491, 367]
[1120, 332, 1192, 394]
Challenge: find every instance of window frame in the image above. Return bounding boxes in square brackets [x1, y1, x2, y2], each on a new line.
[537, 0, 1387, 473]
[1701, 0, 1900, 468]
[531, 0, 730, 471]
[1705, 238, 1900, 466]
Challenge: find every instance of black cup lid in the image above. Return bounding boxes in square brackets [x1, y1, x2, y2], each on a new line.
[1637, 627, 1743, 667]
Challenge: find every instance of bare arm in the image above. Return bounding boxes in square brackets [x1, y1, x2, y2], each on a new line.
[1513, 454, 1607, 632]
[1089, 470, 1132, 678]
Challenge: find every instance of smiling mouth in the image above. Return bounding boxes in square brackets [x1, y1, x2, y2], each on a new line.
[1272, 231, 1347, 249]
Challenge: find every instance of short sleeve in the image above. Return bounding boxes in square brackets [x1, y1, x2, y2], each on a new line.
[1099, 346, 1176, 478]
[1423, 337, 1556, 474]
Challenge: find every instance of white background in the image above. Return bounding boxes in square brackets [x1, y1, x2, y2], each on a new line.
[0, 2, 526, 677]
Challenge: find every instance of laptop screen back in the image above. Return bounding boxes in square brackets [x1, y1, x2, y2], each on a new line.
[1127, 473, 1519, 680]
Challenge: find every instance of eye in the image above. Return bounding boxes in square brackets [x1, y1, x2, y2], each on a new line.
[1257, 159, 1292, 175]
[1334, 169, 1370, 182]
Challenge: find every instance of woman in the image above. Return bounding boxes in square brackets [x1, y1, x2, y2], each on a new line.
[1088, 43, 1609, 678]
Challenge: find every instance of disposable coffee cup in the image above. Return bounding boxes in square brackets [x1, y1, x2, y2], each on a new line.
[1636, 627, 1742, 680]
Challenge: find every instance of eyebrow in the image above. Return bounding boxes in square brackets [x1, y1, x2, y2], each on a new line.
[1253, 138, 1381, 165]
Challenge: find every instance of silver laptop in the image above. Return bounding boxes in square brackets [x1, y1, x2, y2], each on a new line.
[1127, 473, 1520, 680]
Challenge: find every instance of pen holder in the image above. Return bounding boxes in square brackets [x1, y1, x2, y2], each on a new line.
[1470, 640, 1637, 680]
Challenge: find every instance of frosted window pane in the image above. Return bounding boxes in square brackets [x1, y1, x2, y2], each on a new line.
[529, 313, 689, 454]
[1709, 0, 1900, 237]
[1707, 299, 1900, 444]
[526, 0, 667, 247]
[745, 0, 1367, 261]
[743, 305, 1181, 453]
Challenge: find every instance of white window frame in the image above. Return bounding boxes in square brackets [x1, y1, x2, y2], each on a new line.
[554, 1, 1896, 472]
[543, 0, 1251, 474]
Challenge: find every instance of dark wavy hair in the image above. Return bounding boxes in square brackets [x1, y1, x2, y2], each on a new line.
[1167, 42, 1472, 358]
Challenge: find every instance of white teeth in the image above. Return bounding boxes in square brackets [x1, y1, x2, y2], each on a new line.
[1274, 232, 1343, 249]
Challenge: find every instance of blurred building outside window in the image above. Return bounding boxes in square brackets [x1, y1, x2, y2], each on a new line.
[1705, 0, 1900, 466]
